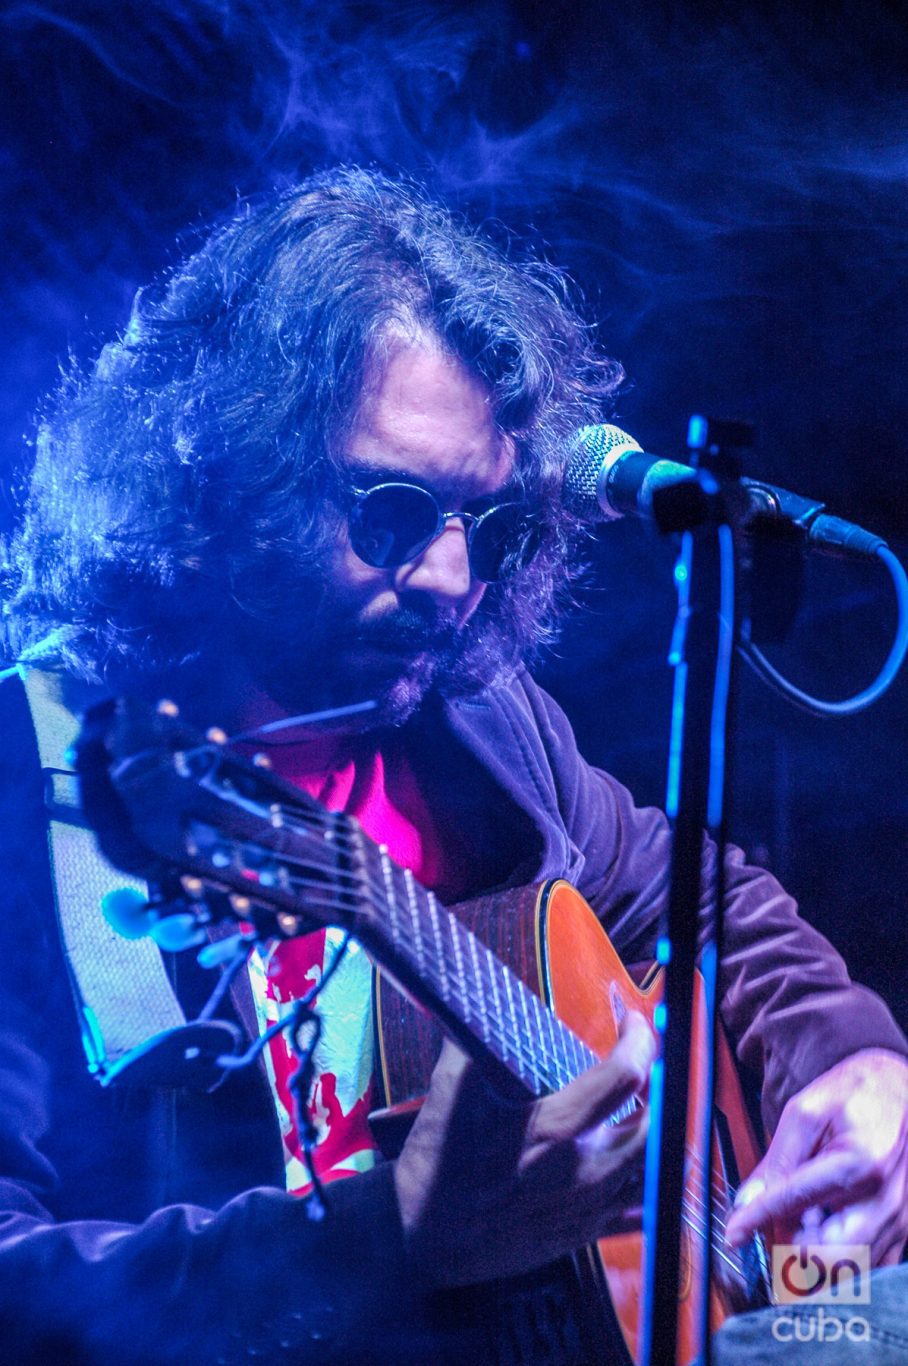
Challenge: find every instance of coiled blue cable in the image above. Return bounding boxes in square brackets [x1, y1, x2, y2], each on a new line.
[739, 544, 908, 716]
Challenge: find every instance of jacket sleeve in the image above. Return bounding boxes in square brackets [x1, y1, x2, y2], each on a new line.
[0, 1130, 414, 1366]
[519, 673, 908, 1133]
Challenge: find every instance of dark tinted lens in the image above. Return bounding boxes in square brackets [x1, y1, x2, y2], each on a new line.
[469, 504, 542, 583]
[348, 483, 441, 568]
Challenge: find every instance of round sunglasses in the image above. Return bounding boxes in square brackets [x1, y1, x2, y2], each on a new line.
[347, 480, 542, 584]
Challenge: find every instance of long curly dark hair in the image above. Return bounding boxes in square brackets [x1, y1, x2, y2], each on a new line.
[2, 166, 623, 693]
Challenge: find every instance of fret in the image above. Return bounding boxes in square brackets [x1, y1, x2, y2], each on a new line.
[448, 920, 471, 1023]
[466, 929, 491, 1044]
[572, 1026, 595, 1079]
[507, 975, 543, 1092]
[545, 1011, 576, 1090]
[525, 988, 560, 1089]
[317, 810, 597, 1100]
[391, 858, 415, 937]
[500, 966, 527, 1081]
[349, 825, 381, 927]
[482, 955, 523, 1076]
[403, 869, 427, 978]
[377, 844, 402, 946]
[557, 1016, 588, 1082]
[478, 940, 508, 1061]
[484, 941, 507, 1063]
[516, 978, 573, 1092]
[426, 893, 450, 1003]
[544, 1014, 572, 1086]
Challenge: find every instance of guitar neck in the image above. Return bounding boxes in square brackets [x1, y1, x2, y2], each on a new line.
[348, 823, 598, 1100]
[76, 694, 605, 1106]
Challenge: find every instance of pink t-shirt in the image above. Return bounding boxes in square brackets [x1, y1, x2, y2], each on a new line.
[245, 733, 447, 1196]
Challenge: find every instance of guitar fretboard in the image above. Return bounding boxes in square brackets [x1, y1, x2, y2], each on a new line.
[348, 820, 600, 1100]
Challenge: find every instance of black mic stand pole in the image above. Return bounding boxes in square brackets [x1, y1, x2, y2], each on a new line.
[640, 416, 752, 1366]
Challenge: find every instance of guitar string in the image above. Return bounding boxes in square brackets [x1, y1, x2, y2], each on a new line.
[197, 761, 639, 1106]
[679, 1172, 770, 1287]
[678, 1197, 747, 1278]
[201, 889, 751, 1276]
[201, 818, 584, 1097]
[249, 849, 748, 1273]
[311, 844, 745, 1221]
[188, 764, 754, 1246]
[193, 776, 751, 1193]
[245, 871, 592, 1099]
[196, 781, 598, 1093]
[287, 883, 754, 1267]
[680, 1149, 747, 1231]
[118, 752, 759, 1288]
[201, 836, 747, 1224]
[682, 1198, 741, 1261]
[307, 866, 593, 1096]
[219, 852, 748, 1244]
[679, 1168, 741, 1239]
[269, 822, 753, 1225]
[376, 847, 597, 1089]
[678, 1175, 771, 1292]
[283, 870, 755, 1280]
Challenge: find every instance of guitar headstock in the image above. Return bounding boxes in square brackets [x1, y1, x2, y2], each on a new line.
[74, 696, 366, 941]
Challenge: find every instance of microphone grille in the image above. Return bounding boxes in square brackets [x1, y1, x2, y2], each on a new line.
[563, 424, 643, 521]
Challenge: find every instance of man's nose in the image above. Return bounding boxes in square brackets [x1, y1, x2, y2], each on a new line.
[395, 519, 474, 603]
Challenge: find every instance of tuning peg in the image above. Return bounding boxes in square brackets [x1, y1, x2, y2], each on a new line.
[101, 887, 157, 939]
[205, 726, 229, 746]
[150, 914, 208, 952]
[156, 699, 180, 718]
[197, 932, 253, 969]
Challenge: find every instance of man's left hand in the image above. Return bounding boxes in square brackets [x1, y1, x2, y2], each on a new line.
[725, 1048, 908, 1265]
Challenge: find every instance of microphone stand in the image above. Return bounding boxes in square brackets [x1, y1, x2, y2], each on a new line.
[640, 417, 752, 1366]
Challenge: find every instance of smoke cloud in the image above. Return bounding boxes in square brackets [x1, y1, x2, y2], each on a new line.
[2, 3, 905, 490]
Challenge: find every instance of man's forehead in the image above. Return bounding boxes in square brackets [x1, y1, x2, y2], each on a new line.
[343, 339, 517, 500]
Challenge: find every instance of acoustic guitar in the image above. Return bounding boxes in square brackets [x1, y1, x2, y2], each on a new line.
[76, 695, 772, 1365]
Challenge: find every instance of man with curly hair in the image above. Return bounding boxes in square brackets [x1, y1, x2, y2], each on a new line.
[1, 167, 906, 1364]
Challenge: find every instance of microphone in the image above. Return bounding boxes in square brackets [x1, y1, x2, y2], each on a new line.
[564, 424, 887, 557]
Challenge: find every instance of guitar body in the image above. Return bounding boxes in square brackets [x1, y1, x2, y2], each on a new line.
[373, 879, 766, 1366]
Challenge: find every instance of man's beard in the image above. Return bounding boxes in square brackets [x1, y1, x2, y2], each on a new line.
[240, 596, 469, 730]
[347, 604, 464, 724]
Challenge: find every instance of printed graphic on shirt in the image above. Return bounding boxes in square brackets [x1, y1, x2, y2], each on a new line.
[249, 927, 376, 1195]
[241, 733, 448, 1197]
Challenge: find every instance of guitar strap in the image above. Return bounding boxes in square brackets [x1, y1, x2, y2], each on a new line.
[18, 667, 189, 1082]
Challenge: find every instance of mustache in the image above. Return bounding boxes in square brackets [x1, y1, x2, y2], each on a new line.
[354, 604, 461, 654]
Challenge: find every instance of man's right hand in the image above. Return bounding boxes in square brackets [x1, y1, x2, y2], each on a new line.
[393, 1010, 654, 1287]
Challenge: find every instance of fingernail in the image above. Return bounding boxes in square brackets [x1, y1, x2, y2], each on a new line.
[734, 1177, 765, 1209]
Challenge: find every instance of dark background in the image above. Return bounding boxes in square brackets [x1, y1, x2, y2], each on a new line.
[2, 0, 906, 1027]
